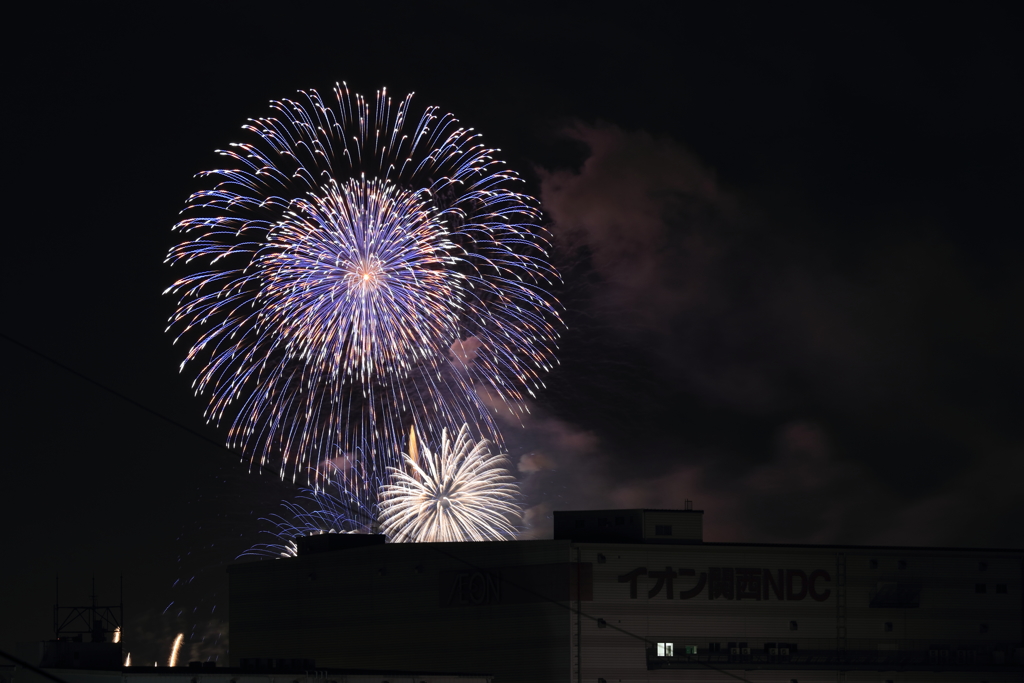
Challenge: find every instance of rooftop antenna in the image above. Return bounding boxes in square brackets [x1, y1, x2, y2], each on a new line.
[53, 576, 124, 662]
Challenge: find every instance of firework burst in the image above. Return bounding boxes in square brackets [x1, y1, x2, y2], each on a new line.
[379, 424, 519, 542]
[242, 480, 377, 559]
[165, 84, 560, 489]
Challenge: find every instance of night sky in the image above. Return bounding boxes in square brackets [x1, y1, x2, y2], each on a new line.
[3, 2, 1021, 668]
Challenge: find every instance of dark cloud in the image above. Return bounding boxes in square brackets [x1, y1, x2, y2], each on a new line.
[509, 123, 1024, 548]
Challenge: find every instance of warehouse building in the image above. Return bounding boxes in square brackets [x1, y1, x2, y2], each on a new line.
[227, 508, 1022, 683]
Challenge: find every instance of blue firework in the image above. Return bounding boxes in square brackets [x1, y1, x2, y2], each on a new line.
[165, 84, 560, 492]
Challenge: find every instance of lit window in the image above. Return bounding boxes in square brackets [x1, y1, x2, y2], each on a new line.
[655, 525, 672, 536]
[684, 645, 697, 655]
[656, 643, 674, 657]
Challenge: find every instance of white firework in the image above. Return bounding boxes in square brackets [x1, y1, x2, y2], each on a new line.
[380, 424, 519, 542]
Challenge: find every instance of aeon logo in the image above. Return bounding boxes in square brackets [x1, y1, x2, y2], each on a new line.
[618, 567, 832, 601]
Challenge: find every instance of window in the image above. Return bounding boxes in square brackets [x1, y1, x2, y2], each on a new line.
[869, 559, 878, 569]
[978, 561, 987, 571]
[996, 584, 1007, 594]
[789, 621, 798, 631]
[684, 645, 697, 655]
[598, 517, 609, 527]
[708, 642, 722, 652]
[655, 524, 672, 536]
[979, 624, 988, 634]
[656, 643, 674, 657]
[884, 622, 893, 632]
[898, 560, 907, 570]
[976, 583, 987, 594]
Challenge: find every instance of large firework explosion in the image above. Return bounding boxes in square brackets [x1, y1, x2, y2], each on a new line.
[379, 423, 519, 542]
[165, 84, 560, 497]
[245, 423, 519, 551]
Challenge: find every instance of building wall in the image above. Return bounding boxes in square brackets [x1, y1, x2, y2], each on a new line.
[229, 540, 574, 683]
[640, 511, 702, 544]
[9, 669, 489, 683]
[229, 538, 1021, 683]
[572, 542, 1022, 683]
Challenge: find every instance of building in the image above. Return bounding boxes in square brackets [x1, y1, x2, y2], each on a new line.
[8, 664, 489, 683]
[227, 509, 1023, 683]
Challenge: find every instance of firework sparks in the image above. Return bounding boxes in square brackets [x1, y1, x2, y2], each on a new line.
[379, 424, 519, 542]
[165, 84, 561, 492]
[168, 633, 184, 667]
[242, 480, 377, 559]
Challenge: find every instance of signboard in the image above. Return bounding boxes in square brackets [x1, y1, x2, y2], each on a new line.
[618, 566, 832, 601]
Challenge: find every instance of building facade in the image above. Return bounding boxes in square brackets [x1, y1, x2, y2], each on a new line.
[227, 510, 1023, 683]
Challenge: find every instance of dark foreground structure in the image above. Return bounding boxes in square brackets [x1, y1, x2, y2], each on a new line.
[228, 509, 1023, 683]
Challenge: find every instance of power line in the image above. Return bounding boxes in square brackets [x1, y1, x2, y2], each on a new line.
[0, 331, 237, 458]
[1, 331, 749, 681]
[427, 544, 754, 683]
[0, 648, 71, 683]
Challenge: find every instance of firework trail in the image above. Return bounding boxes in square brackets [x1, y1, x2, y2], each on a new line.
[166, 84, 560, 493]
[168, 633, 184, 667]
[379, 424, 519, 542]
